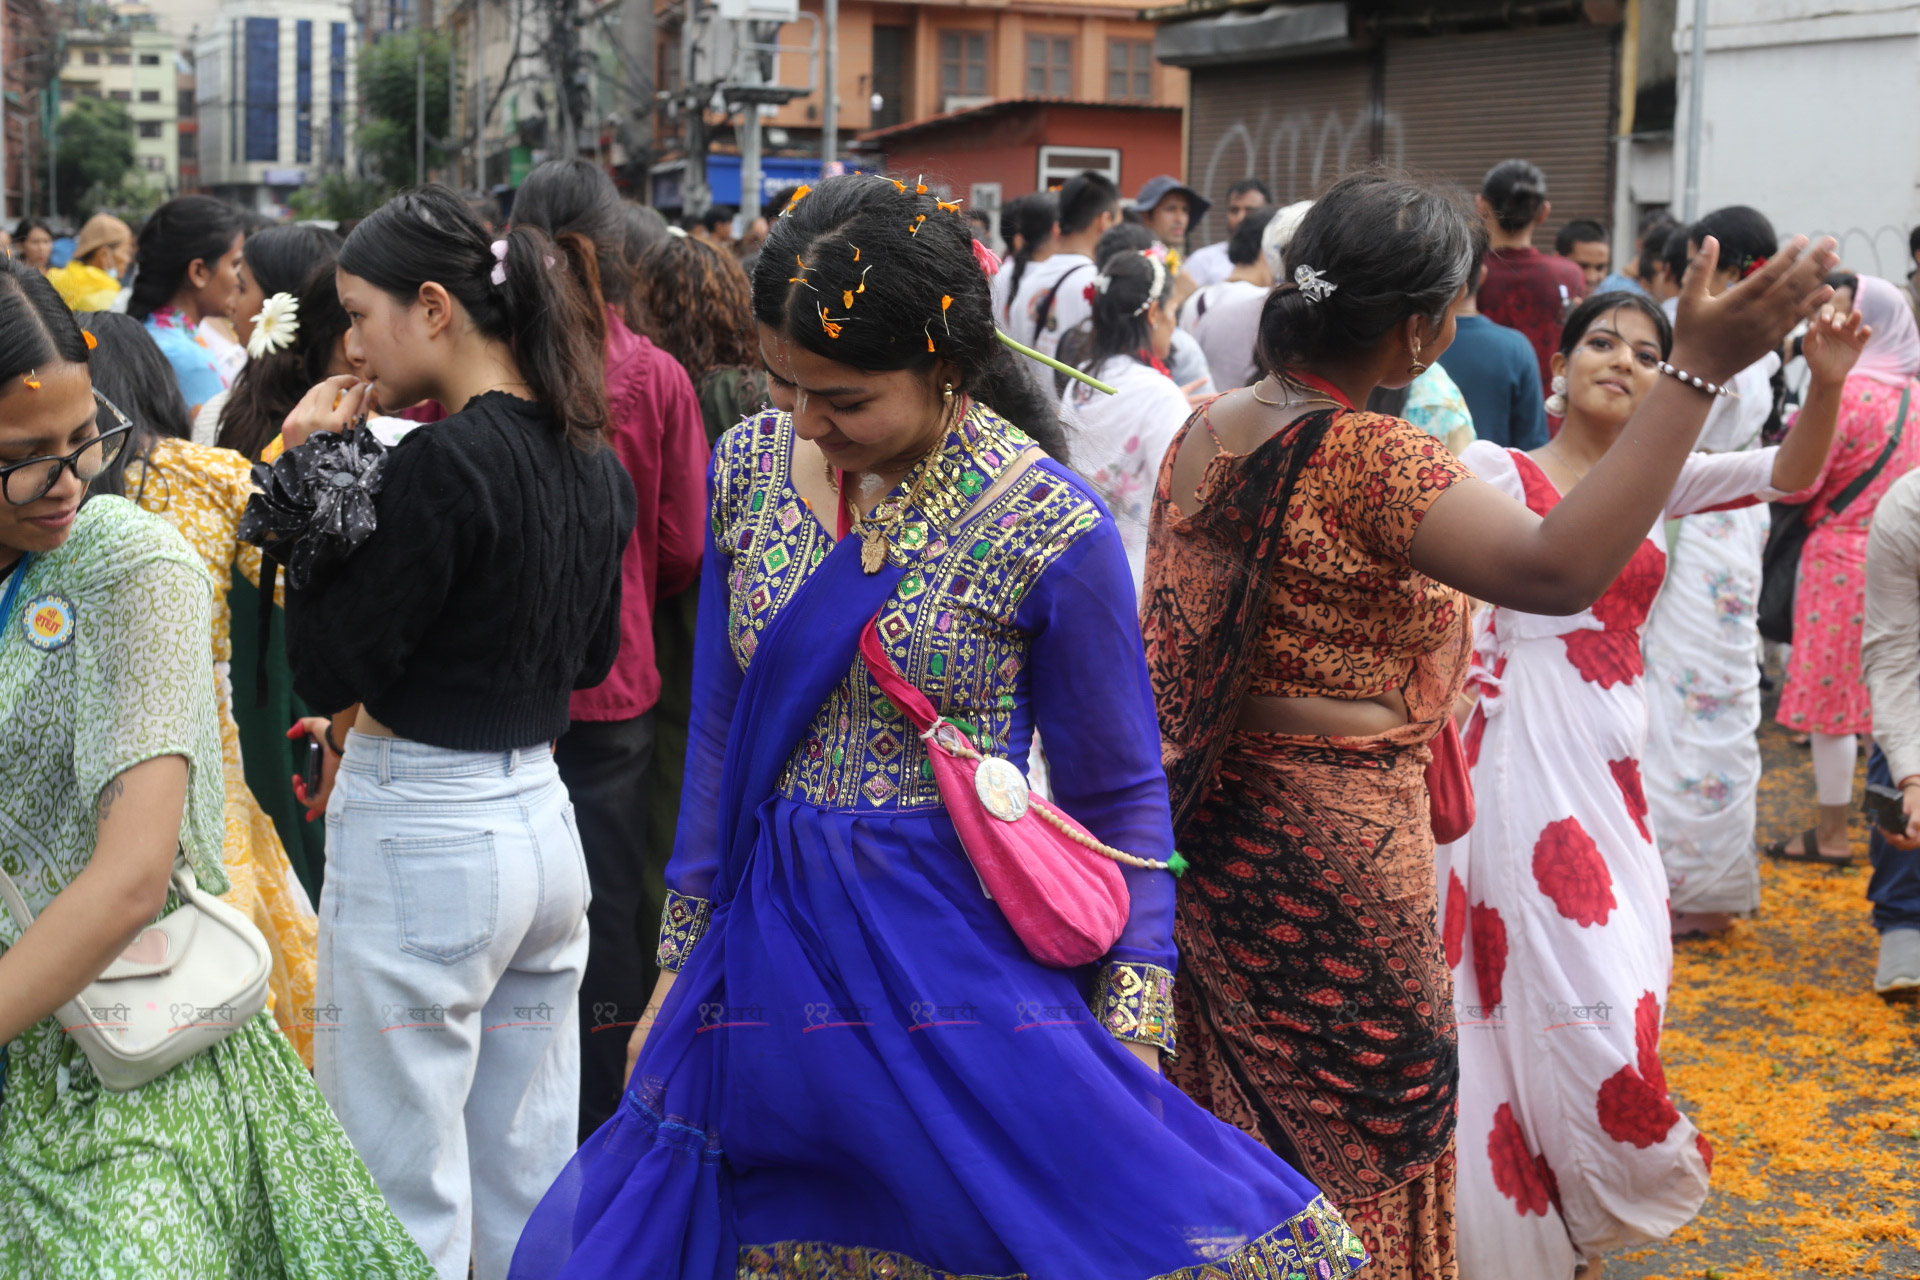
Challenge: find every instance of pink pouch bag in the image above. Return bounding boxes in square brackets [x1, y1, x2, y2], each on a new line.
[859, 617, 1171, 968]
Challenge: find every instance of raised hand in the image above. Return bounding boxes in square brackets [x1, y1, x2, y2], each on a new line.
[280, 374, 371, 450]
[1671, 234, 1841, 385]
[1801, 304, 1872, 388]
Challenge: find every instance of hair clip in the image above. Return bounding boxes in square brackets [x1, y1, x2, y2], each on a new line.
[22, 369, 40, 390]
[83, 330, 97, 350]
[1293, 264, 1338, 303]
[490, 240, 509, 286]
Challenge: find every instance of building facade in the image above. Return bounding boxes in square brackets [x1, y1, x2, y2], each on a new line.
[193, 0, 357, 213]
[58, 10, 181, 194]
[1674, 0, 1920, 280]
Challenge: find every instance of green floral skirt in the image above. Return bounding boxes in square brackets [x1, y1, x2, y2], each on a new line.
[0, 1013, 431, 1278]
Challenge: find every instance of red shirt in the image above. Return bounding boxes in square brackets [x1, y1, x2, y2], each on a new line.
[570, 312, 710, 721]
[1478, 246, 1588, 391]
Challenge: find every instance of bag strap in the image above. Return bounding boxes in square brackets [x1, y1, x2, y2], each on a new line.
[857, 443, 1045, 726]
[1826, 385, 1910, 521]
[1033, 264, 1091, 338]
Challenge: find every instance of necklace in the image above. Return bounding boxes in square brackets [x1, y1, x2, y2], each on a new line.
[830, 450, 939, 574]
[1542, 438, 1595, 484]
[1250, 376, 1342, 412]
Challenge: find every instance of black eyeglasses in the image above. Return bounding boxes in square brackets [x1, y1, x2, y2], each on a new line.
[1, 390, 136, 506]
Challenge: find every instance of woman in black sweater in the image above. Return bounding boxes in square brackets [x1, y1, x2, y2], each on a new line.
[278, 185, 636, 1280]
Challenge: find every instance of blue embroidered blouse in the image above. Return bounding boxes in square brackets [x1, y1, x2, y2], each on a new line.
[657, 403, 1181, 1050]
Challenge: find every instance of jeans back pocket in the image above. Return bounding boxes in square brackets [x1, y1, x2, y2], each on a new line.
[381, 830, 501, 964]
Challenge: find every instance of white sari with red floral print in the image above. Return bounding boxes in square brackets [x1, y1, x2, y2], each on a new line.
[1437, 442, 1781, 1278]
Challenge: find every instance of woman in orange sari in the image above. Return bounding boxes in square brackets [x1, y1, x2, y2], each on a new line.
[1142, 170, 1840, 1279]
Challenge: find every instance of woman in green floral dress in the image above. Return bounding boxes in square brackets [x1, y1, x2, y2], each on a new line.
[0, 257, 430, 1276]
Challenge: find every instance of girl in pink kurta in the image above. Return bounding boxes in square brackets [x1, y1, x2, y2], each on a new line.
[1772, 276, 1920, 864]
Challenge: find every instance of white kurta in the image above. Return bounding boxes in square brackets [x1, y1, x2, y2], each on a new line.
[1062, 356, 1189, 595]
[1642, 348, 1780, 913]
[1440, 441, 1780, 1280]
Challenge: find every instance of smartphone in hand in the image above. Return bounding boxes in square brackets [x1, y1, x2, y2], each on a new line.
[1863, 782, 1908, 836]
[301, 737, 324, 799]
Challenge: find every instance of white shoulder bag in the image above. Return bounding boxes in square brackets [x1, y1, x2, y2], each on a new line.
[0, 856, 272, 1091]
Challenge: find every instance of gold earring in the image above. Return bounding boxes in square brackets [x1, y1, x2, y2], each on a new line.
[942, 382, 955, 400]
[1409, 340, 1427, 377]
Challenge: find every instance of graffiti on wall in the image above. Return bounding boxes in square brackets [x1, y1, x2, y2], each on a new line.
[1200, 105, 1407, 211]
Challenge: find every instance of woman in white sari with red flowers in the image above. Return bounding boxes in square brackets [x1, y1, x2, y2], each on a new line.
[1437, 288, 1863, 1279]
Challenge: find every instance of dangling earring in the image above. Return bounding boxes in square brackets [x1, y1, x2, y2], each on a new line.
[1409, 340, 1428, 378]
[1545, 374, 1568, 416]
[942, 382, 955, 401]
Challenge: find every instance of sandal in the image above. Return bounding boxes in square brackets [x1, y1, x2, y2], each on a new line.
[1763, 829, 1854, 866]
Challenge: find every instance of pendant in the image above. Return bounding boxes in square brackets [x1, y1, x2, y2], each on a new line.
[860, 530, 888, 574]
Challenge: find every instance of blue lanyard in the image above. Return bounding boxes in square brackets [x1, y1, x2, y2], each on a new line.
[0, 553, 31, 646]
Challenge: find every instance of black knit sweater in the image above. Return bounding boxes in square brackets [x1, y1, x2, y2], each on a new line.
[287, 392, 638, 750]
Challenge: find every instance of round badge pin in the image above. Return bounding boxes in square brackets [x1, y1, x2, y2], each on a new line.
[974, 756, 1031, 823]
[22, 593, 76, 651]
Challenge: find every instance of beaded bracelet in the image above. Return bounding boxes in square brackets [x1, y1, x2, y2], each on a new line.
[1657, 360, 1739, 399]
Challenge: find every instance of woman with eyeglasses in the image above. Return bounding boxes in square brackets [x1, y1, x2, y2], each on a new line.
[74, 310, 322, 1068]
[0, 260, 430, 1274]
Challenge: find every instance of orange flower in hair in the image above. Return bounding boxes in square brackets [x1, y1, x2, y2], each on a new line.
[937, 199, 962, 214]
[940, 295, 953, 335]
[784, 185, 811, 214]
[83, 330, 98, 350]
[843, 290, 855, 308]
[916, 176, 928, 195]
[888, 178, 907, 193]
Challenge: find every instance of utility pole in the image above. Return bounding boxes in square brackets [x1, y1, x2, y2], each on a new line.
[473, 0, 485, 189]
[618, 0, 653, 198]
[820, 0, 835, 175]
[1681, 0, 1708, 221]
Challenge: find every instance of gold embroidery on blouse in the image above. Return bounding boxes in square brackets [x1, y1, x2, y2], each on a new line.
[712, 406, 1100, 811]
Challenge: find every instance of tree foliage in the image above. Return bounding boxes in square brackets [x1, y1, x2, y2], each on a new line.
[55, 98, 134, 215]
[290, 172, 391, 222]
[359, 31, 454, 191]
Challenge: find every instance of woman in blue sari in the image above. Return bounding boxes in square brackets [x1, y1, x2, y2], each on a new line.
[510, 176, 1365, 1278]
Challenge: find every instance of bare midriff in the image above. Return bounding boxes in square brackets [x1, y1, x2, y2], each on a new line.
[1236, 688, 1411, 737]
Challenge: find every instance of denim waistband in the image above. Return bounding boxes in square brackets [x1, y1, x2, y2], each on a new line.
[339, 730, 556, 782]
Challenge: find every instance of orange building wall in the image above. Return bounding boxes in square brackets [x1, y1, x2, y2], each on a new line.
[870, 102, 1182, 200]
[759, 0, 1185, 137]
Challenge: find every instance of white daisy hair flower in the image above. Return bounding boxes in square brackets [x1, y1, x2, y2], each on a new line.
[247, 292, 301, 358]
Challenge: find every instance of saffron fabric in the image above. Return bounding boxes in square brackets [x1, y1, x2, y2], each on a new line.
[1439, 443, 1783, 1278]
[509, 405, 1365, 1279]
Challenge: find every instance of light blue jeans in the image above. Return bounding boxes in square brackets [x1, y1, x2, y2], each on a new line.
[315, 734, 590, 1280]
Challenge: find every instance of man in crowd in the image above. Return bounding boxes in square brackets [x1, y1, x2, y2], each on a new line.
[1555, 217, 1611, 290]
[687, 205, 736, 250]
[1436, 227, 1548, 449]
[1181, 178, 1272, 293]
[1131, 174, 1209, 275]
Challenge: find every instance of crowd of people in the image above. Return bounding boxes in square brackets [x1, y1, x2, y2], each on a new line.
[0, 147, 1915, 1280]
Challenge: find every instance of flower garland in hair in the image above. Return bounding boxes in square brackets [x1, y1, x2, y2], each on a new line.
[247, 292, 300, 358]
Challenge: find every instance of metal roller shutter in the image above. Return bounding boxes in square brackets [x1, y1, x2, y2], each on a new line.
[1383, 25, 1618, 237]
[1186, 56, 1376, 243]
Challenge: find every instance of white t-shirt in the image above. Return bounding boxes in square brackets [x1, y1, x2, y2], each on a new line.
[1183, 240, 1232, 288]
[1178, 278, 1266, 335]
[1006, 253, 1096, 359]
